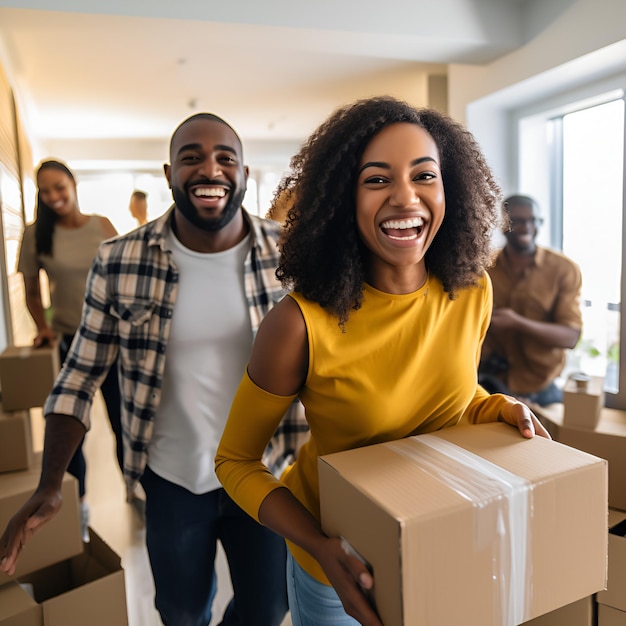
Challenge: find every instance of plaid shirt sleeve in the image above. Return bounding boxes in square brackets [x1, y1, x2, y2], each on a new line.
[44, 247, 120, 430]
[262, 398, 309, 478]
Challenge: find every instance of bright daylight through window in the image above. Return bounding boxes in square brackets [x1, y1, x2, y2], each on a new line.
[561, 99, 624, 397]
[519, 93, 625, 409]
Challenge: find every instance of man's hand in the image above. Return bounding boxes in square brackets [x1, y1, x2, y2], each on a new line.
[0, 488, 63, 575]
[34, 327, 57, 348]
[489, 308, 522, 333]
[499, 400, 552, 439]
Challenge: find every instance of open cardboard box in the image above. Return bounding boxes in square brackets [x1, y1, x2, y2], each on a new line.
[0, 454, 82, 584]
[0, 528, 128, 626]
[319, 422, 608, 626]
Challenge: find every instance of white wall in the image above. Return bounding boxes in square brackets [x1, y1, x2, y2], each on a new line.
[448, 0, 626, 191]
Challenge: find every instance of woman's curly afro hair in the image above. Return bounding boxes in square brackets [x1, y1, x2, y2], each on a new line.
[272, 95, 503, 325]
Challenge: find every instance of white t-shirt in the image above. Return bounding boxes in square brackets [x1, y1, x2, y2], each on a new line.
[148, 229, 253, 494]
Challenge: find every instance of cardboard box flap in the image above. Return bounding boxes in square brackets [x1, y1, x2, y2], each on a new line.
[610, 519, 626, 538]
[20, 529, 122, 602]
[79, 529, 122, 573]
[0, 582, 42, 625]
[18, 528, 128, 626]
[608, 508, 626, 528]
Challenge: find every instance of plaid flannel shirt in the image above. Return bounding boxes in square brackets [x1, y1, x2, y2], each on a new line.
[45, 206, 309, 499]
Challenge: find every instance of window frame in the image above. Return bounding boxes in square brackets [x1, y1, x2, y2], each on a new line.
[510, 75, 626, 410]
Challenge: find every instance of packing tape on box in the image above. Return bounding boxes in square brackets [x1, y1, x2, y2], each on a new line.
[387, 435, 533, 626]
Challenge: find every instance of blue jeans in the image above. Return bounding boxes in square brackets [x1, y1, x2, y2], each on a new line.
[519, 380, 563, 406]
[478, 371, 562, 407]
[287, 551, 359, 626]
[141, 466, 288, 626]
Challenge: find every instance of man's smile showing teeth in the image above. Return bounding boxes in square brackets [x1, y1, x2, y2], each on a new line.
[380, 217, 425, 240]
[193, 187, 227, 198]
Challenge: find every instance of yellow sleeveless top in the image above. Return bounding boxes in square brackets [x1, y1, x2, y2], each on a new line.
[216, 273, 510, 584]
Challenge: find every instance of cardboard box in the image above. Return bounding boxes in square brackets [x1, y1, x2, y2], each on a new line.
[0, 346, 60, 412]
[597, 512, 626, 612]
[521, 596, 595, 626]
[536, 404, 626, 511]
[608, 508, 626, 528]
[0, 405, 33, 473]
[0, 529, 128, 626]
[319, 422, 608, 626]
[563, 374, 605, 429]
[0, 455, 83, 583]
[599, 604, 626, 626]
[0, 582, 42, 626]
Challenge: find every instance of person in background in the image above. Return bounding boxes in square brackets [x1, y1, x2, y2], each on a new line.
[479, 194, 583, 406]
[0, 114, 308, 626]
[16, 159, 122, 542]
[128, 189, 148, 227]
[215, 96, 550, 626]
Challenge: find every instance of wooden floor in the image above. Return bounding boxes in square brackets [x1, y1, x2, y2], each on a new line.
[31, 395, 292, 626]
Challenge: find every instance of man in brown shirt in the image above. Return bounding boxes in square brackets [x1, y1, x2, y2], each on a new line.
[479, 194, 583, 406]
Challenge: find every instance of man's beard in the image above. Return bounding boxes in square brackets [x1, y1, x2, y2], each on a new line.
[171, 184, 245, 232]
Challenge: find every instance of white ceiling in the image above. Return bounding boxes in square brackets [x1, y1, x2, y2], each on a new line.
[0, 0, 574, 168]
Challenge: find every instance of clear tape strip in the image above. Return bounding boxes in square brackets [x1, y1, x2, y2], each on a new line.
[387, 434, 533, 626]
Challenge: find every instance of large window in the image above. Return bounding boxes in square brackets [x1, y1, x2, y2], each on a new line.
[517, 82, 626, 409]
[561, 100, 624, 393]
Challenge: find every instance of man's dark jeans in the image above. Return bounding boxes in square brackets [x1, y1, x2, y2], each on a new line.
[479, 373, 562, 407]
[141, 466, 288, 626]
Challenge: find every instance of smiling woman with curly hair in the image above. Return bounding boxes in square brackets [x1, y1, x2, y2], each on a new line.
[217, 96, 550, 626]
[271, 96, 503, 324]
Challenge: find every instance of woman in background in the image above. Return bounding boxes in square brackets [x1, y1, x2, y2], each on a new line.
[216, 97, 550, 626]
[17, 159, 122, 541]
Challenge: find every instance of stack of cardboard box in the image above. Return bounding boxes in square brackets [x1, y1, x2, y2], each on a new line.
[526, 399, 626, 626]
[318, 422, 608, 626]
[0, 345, 59, 476]
[0, 345, 129, 625]
[535, 402, 626, 511]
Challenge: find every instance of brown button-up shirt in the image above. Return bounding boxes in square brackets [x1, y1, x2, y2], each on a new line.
[482, 246, 583, 394]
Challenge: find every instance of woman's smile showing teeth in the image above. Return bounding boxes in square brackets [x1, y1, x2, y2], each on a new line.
[380, 216, 424, 240]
